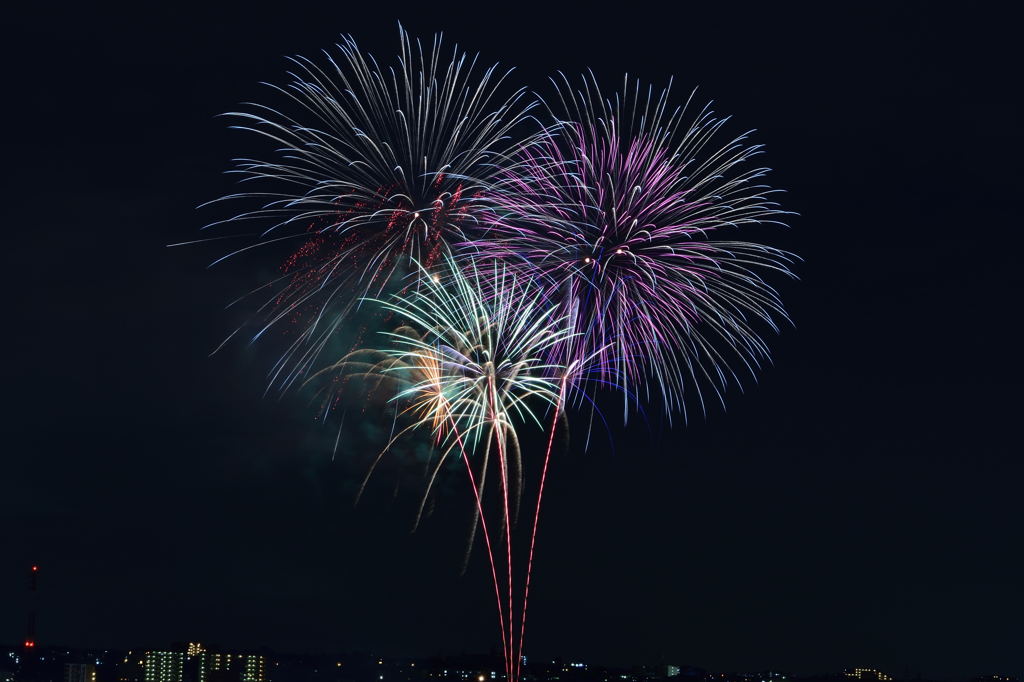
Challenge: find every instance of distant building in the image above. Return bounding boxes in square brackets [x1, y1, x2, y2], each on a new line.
[843, 669, 891, 682]
[65, 663, 97, 682]
[145, 651, 185, 682]
[668, 666, 707, 682]
[198, 654, 265, 682]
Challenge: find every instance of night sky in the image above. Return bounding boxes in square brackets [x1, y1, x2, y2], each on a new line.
[3, 3, 1021, 679]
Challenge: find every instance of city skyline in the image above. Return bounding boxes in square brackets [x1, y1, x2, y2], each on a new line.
[4, 641, 1018, 682]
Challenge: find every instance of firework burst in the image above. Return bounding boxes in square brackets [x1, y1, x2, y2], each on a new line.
[312, 257, 572, 530]
[477, 73, 796, 421]
[200, 26, 540, 391]
[344, 257, 575, 680]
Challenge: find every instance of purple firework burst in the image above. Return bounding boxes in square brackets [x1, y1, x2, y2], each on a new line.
[475, 73, 797, 421]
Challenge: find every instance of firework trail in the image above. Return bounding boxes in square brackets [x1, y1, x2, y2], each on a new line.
[195, 25, 540, 392]
[326, 257, 574, 679]
[476, 73, 796, 423]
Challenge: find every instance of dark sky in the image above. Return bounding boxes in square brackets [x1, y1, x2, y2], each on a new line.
[3, 2, 1021, 679]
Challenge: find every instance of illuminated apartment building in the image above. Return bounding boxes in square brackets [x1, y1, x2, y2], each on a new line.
[198, 653, 266, 682]
[144, 651, 185, 682]
[843, 669, 892, 682]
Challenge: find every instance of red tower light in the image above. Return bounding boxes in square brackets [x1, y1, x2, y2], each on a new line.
[26, 565, 39, 651]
